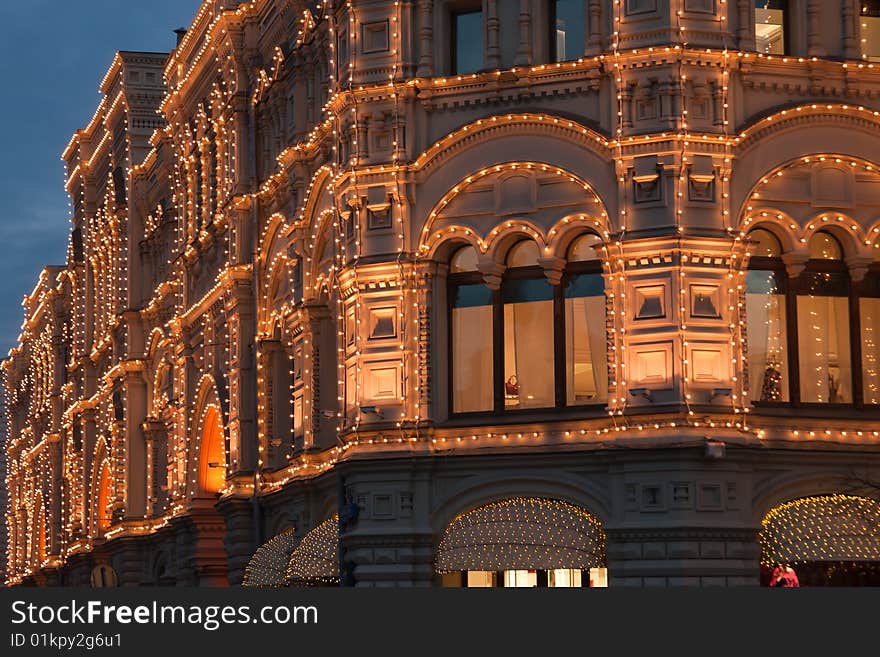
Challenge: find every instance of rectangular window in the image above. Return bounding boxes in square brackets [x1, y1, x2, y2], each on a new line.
[548, 569, 583, 588]
[861, 297, 880, 404]
[466, 571, 497, 587]
[503, 278, 555, 409]
[504, 570, 538, 587]
[565, 273, 607, 404]
[797, 274, 852, 403]
[755, 1, 786, 55]
[452, 10, 483, 74]
[452, 284, 494, 413]
[551, 0, 585, 62]
[746, 270, 789, 402]
[862, 1, 880, 61]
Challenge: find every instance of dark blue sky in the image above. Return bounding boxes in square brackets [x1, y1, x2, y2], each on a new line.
[0, 0, 202, 357]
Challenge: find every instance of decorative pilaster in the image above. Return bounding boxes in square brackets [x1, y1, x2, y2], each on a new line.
[486, 0, 500, 69]
[416, 0, 433, 77]
[807, 0, 824, 57]
[514, 0, 532, 66]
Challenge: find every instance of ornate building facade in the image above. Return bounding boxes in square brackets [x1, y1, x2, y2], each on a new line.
[5, 0, 880, 587]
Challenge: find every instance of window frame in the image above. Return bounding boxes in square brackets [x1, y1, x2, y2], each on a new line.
[450, 7, 483, 75]
[747, 230, 872, 410]
[446, 238, 607, 419]
[754, 0, 790, 56]
[548, 0, 586, 64]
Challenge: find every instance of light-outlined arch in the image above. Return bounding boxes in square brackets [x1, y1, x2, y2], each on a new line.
[412, 115, 617, 249]
[434, 496, 606, 575]
[190, 374, 228, 497]
[419, 162, 612, 261]
[736, 154, 880, 261]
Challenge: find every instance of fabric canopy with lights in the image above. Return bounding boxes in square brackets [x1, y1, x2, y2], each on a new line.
[242, 528, 299, 587]
[435, 497, 606, 573]
[759, 495, 880, 565]
[286, 515, 340, 586]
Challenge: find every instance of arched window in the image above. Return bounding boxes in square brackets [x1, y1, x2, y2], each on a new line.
[564, 235, 607, 405]
[449, 245, 493, 413]
[448, 234, 607, 416]
[746, 229, 789, 402]
[199, 407, 225, 494]
[503, 240, 555, 410]
[97, 461, 113, 532]
[746, 229, 870, 407]
[860, 246, 880, 405]
[797, 232, 851, 404]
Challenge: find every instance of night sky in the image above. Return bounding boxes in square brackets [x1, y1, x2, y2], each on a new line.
[0, 0, 202, 357]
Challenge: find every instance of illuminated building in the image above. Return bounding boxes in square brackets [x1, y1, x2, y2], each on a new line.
[5, 0, 880, 588]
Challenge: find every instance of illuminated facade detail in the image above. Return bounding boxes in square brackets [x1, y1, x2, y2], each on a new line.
[4, 0, 880, 587]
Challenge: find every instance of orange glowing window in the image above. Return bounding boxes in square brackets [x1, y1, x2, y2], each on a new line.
[97, 462, 113, 532]
[37, 506, 47, 562]
[199, 407, 225, 494]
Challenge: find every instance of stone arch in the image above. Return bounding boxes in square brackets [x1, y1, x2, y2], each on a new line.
[418, 162, 612, 263]
[740, 208, 801, 254]
[413, 116, 616, 248]
[733, 105, 880, 229]
[799, 212, 865, 258]
[430, 473, 611, 536]
[751, 470, 854, 524]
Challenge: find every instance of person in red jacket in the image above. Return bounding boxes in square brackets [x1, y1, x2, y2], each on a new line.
[769, 563, 800, 587]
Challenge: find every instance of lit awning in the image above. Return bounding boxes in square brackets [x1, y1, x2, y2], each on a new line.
[435, 498, 605, 572]
[760, 495, 880, 565]
[286, 515, 340, 585]
[242, 529, 299, 587]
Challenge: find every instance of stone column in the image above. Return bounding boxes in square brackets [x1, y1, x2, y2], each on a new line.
[217, 496, 256, 586]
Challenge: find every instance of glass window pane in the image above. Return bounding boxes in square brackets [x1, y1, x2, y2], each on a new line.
[466, 571, 496, 587]
[565, 273, 607, 405]
[568, 233, 602, 262]
[454, 11, 483, 74]
[862, 1, 880, 61]
[504, 570, 538, 587]
[506, 240, 541, 268]
[755, 1, 786, 54]
[503, 278, 555, 409]
[452, 284, 494, 413]
[748, 228, 782, 257]
[553, 0, 585, 62]
[808, 232, 843, 260]
[746, 271, 789, 402]
[862, 297, 880, 404]
[450, 245, 479, 272]
[797, 295, 852, 403]
[548, 568, 582, 588]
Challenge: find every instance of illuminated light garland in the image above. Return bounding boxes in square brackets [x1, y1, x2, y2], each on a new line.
[286, 515, 340, 586]
[435, 497, 605, 573]
[242, 528, 299, 587]
[759, 495, 880, 566]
